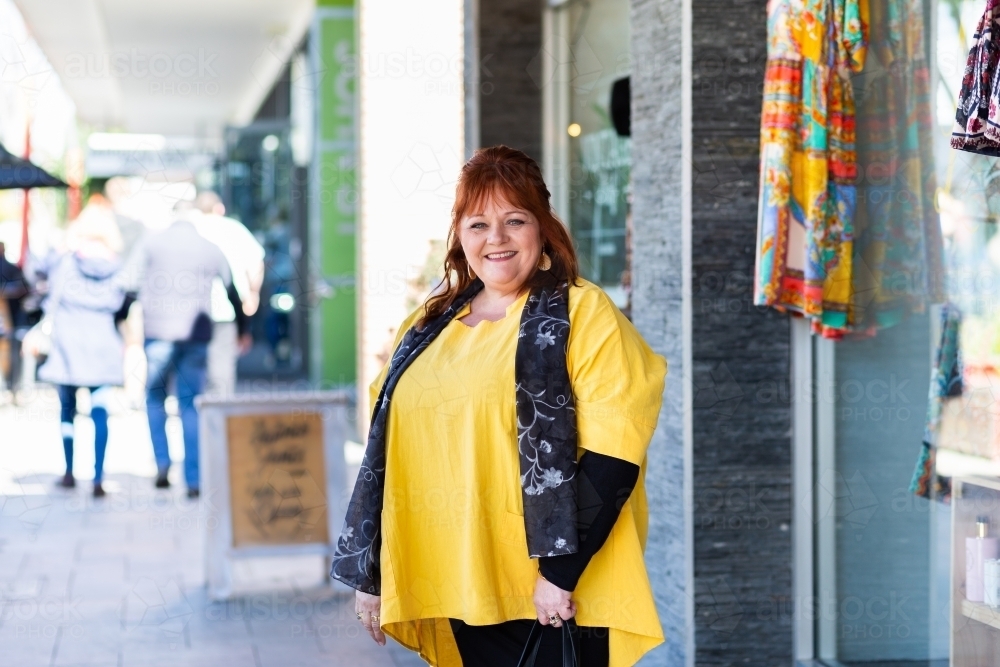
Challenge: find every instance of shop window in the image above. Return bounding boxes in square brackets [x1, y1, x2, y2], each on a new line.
[542, 0, 631, 310]
[805, 0, 1000, 663]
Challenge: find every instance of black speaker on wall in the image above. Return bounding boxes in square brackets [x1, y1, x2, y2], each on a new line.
[610, 76, 630, 138]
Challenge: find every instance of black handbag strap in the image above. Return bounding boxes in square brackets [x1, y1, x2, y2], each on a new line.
[561, 620, 577, 667]
[516, 622, 544, 667]
[516, 619, 579, 667]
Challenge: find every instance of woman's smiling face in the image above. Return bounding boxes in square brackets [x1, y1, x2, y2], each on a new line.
[459, 193, 542, 295]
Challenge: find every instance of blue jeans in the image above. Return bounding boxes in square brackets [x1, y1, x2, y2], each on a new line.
[145, 340, 208, 489]
[58, 385, 110, 482]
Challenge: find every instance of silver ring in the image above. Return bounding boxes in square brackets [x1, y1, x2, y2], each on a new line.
[548, 614, 559, 624]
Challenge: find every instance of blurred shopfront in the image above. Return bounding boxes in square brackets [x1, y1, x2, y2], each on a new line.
[220, 63, 310, 380]
[215, 3, 356, 386]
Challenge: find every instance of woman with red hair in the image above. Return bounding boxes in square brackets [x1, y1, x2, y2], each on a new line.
[333, 146, 666, 667]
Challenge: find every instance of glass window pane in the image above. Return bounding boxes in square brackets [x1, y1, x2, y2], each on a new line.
[819, 0, 1000, 663]
[551, 0, 631, 308]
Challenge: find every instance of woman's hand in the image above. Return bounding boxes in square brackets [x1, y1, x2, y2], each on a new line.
[356, 591, 385, 645]
[533, 575, 576, 628]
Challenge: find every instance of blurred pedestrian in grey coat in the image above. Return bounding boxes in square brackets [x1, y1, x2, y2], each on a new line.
[29, 207, 132, 497]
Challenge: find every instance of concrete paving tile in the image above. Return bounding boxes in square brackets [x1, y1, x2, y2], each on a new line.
[59, 604, 121, 630]
[2, 629, 61, 667]
[386, 640, 428, 667]
[255, 639, 348, 667]
[246, 619, 325, 642]
[121, 643, 258, 667]
[53, 624, 121, 666]
[185, 617, 250, 643]
[2, 648, 59, 667]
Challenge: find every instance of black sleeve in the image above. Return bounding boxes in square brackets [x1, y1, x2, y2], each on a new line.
[537, 451, 640, 592]
[226, 282, 249, 337]
[114, 292, 136, 326]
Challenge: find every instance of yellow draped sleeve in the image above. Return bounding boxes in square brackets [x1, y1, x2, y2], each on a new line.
[567, 283, 668, 465]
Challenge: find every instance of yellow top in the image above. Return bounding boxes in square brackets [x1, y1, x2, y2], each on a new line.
[372, 279, 667, 667]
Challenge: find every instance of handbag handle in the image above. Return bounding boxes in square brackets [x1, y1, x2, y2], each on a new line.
[516, 619, 578, 667]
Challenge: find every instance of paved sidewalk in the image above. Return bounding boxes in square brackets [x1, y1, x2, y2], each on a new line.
[0, 390, 424, 667]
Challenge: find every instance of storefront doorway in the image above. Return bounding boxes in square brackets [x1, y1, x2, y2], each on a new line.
[220, 120, 309, 380]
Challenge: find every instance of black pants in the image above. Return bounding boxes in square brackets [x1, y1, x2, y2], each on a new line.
[449, 619, 609, 667]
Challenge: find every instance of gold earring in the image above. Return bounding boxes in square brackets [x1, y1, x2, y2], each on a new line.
[467, 263, 477, 280]
[538, 252, 552, 271]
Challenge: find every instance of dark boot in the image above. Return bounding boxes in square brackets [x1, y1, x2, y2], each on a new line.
[93, 482, 106, 498]
[154, 469, 170, 489]
[186, 488, 200, 499]
[57, 473, 75, 489]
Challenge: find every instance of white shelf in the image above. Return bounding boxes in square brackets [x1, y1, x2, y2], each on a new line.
[961, 598, 1000, 631]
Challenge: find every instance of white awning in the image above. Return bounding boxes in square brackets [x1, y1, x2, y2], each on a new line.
[13, 0, 312, 141]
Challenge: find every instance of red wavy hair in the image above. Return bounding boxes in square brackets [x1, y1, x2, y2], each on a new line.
[419, 145, 579, 327]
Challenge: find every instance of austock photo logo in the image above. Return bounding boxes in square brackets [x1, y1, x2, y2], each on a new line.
[694, 362, 744, 420]
[119, 577, 194, 646]
[814, 469, 879, 537]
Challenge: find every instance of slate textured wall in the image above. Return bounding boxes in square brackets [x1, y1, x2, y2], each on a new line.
[630, 0, 688, 664]
[477, 0, 543, 161]
[632, 0, 795, 664]
[689, 0, 793, 664]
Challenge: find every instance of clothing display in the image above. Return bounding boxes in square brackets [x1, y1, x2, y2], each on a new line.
[339, 281, 666, 667]
[755, 0, 945, 337]
[851, 0, 945, 334]
[755, 0, 868, 335]
[952, 0, 1000, 155]
[909, 304, 962, 501]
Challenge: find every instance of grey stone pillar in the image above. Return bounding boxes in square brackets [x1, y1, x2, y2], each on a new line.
[631, 0, 690, 663]
[475, 0, 543, 162]
[631, 0, 793, 665]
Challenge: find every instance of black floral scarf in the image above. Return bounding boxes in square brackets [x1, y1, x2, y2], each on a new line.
[331, 274, 578, 594]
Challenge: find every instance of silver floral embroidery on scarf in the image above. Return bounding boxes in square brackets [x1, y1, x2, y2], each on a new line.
[515, 281, 578, 557]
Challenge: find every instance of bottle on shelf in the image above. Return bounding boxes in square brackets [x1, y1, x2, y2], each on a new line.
[985, 558, 1000, 608]
[967, 516, 999, 603]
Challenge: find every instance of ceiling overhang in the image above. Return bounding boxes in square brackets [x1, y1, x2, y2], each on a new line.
[13, 0, 312, 141]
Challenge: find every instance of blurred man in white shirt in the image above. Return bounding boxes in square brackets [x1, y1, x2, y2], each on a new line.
[192, 191, 265, 397]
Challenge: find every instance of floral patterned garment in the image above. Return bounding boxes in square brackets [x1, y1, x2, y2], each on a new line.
[909, 303, 961, 502]
[850, 0, 945, 335]
[514, 281, 579, 557]
[755, 0, 869, 336]
[952, 0, 1000, 155]
[330, 275, 578, 594]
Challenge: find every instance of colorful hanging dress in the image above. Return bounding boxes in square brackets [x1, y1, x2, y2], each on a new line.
[755, 0, 869, 336]
[909, 304, 961, 502]
[851, 0, 945, 333]
[952, 0, 1000, 156]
